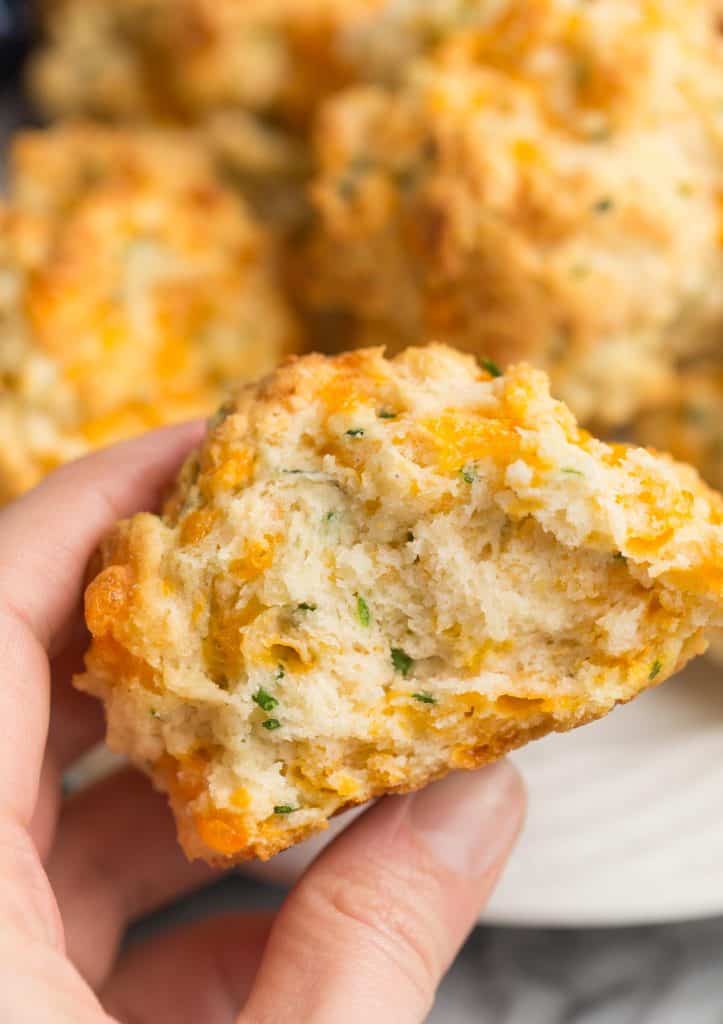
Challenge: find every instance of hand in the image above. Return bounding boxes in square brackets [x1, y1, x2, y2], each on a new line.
[0, 424, 525, 1024]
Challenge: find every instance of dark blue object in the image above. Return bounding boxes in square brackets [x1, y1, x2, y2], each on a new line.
[0, 1, 33, 84]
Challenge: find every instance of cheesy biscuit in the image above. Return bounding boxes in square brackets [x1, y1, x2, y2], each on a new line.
[302, 0, 723, 424]
[0, 124, 299, 500]
[635, 365, 723, 494]
[78, 345, 723, 864]
[30, 0, 372, 126]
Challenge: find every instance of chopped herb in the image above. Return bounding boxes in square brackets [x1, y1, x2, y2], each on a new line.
[357, 595, 371, 627]
[262, 718, 281, 731]
[422, 137, 439, 162]
[412, 692, 437, 704]
[391, 647, 414, 677]
[253, 688, 279, 713]
[683, 404, 708, 425]
[593, 197, 614, 213]
[406, 530, 415, 542]
[297, 602, 317, 612]
[574, 57, 591, 91]
[649, 659, 663, 682]
[275, 664, 285, 680]
[338, 179, 357, 200]
[393, 166, 420, 192]
[337, 156, 375, 200]
[346, 428, 365, 438]
[479, 357, 502, 378]
[613, 552, 627, 562]
[324, 510, 338, 522]
[349, 155, 374, 176]
[561, 467, 585, 477]
[274, 805, 297, 815]
[459, 464, 477, 484]
[378, 409, 398, 419]
[150, 708, 161, 719]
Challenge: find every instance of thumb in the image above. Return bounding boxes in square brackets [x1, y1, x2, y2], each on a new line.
[239, 761, 525, 1024]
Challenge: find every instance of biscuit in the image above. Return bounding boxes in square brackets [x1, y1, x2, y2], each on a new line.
[301, 0, 723, 424]
[30, 0, 372, 125]
[634, 360, 723, 662]
[0, 124, 299, 500]
[635, 365, 723, 494]
[77, 345, 723, 864]
[29, 0, 381, 231]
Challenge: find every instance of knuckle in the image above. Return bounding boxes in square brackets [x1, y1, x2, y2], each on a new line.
[313, 861, 445, 1008]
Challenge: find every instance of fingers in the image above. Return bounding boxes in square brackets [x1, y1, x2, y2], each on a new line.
[47, 769, 219, 989]
[0, 927, 108, 1024]
[103, 912, 272, 1024]
[241, 762, 525, 1024]
[29, 626, 107, 860]
[0, 422, 203, 826]
[47, 620, 106, 770]
[0, 420, 204, 651]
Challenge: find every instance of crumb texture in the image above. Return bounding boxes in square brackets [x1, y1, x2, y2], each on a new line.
[77, 345, 723, 863]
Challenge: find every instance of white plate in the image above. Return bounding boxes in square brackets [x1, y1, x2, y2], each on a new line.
[247, 656, 723, 928]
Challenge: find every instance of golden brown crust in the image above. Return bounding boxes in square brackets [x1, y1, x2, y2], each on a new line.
[78, 346, 723, 864]
[298, 1, 723, 425]
[0, 123, 300, 500]
[29, 0, 374, 125]
[634, 364, 723, 494]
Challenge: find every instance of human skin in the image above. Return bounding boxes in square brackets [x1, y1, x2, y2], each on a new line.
[0, 422, 525, 1024]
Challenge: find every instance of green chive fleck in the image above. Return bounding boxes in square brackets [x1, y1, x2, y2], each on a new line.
[561, 467, 585, 477]
[613, 552, 627, 562]
[150, 708, 161, 719]
[593, 197, 614, 213]
[479, 357, 502, 378]
[274, 805, 297, 815]
[683, 404, 708, 426]
[357, 595, 371, 627]
[297, 602, 317, 612]
[406, 531, 415, 542]
[346, 428, 365, 438]
[378, 409, 398, 419]
[391, 647, 414, 677]
[275, 664, 285, 680]
[253, 688, 279, 713]
[574, 58, 591, 91]
[460, 464, 477, 484]
[649, 660, 663, 682]
[412, 692, 437, 705]
[262, 718, 281, 731]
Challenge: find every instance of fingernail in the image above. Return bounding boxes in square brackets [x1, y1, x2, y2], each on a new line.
[409, 761, 525, 878]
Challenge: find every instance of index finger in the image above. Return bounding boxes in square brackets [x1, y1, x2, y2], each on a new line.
[0, 421, 203, 825]
[0, 421, 204, 651]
